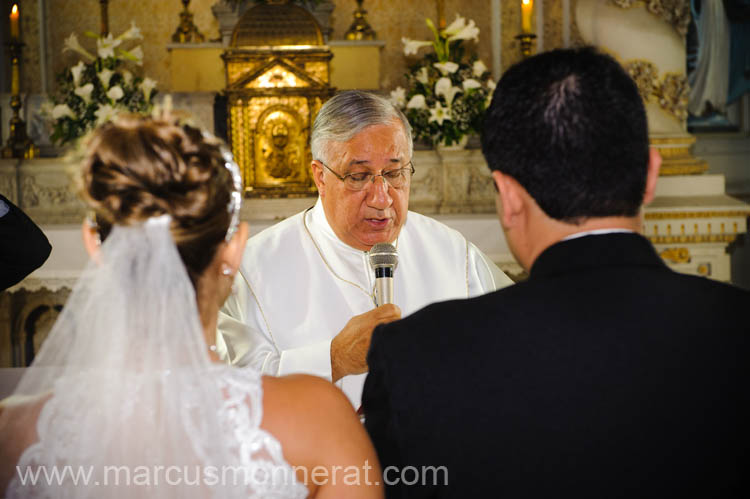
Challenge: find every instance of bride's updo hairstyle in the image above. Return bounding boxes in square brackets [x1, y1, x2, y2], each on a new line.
[81, 114, 234, 287]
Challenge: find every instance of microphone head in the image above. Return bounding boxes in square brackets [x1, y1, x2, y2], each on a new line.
[369, 242, 398, 270]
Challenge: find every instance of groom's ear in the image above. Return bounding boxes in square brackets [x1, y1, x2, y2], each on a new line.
[221, 221, 249, 274]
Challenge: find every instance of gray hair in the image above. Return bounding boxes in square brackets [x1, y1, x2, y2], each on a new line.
[310, 90, 413, 165]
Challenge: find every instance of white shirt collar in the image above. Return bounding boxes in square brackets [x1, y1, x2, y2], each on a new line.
[562, 228, 635, 241]
[308, 197, 365, 255]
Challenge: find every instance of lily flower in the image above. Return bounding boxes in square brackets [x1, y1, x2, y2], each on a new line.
[447, 18, 479, 43]
[52, 104, 76, 120]
[462, 78, 482, 91]
[433, 61, 459, 75]
[107, 85, 124, 102]
[63, 33, 94, 61]
[402, 37, 433, 56]
[121, 69, 134, 86]
[120, 45, 144, 66]
[473, 60, 488, 77]
[442, 15, 467, 37]
[428, 101, 451, 125]
[435, 77, 462, 107]
[95, 104, 118, 126]
[140, 77, 157, 100]
[416, 67, 430, 85]
[70, 61, 86, 87]
[74, 83, 94, 104]
[96, 33, 122, 59]
[98, 68, 114, 89]
[118, 21, 143, 41]
[406, 94, 427, 110]
[390, 87, 406, 108]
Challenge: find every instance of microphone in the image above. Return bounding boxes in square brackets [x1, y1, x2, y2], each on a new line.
[369, 242, 398, 306]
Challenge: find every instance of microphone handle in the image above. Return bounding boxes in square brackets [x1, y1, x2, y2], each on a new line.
[375, 276, 394, 306]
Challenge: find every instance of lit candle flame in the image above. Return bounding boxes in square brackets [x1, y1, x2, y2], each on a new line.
[10, 3, 20, 39]
[521, 0, 533, 34]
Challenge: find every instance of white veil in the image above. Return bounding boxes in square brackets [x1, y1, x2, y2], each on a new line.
[6, 216, 305, 497]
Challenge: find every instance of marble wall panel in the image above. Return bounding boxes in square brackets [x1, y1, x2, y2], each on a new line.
[0, 159, 19, 202]
[439, 148, 495, 214]
[18, 158, 86, 223]
[16, 0, 43, 95]
[544, 0, 564, 50]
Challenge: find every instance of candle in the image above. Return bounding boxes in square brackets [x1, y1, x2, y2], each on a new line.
[521, 0, 533, 34]
[9, 3, 19, 39]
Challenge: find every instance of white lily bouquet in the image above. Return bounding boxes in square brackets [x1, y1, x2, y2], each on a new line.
[391, 15, 495, 148]
[44, 23, 157, 145]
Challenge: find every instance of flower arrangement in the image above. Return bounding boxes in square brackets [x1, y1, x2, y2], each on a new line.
[44, 23, 157, 145]
[391, 15, 495, 148]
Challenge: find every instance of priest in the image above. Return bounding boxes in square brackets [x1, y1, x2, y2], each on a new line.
[217, 90, 513, 406]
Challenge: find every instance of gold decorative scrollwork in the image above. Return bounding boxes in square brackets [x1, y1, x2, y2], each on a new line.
[610, 0, 691, 37]
[659, 247, 690, 264]
[645, 210, 750, 220]
[623, 60, 689, 121]
[648, 234, 738, 244]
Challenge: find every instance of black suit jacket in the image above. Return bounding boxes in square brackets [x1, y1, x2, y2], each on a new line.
[0, 194, 51, 291]
[363, 233, 750, 498]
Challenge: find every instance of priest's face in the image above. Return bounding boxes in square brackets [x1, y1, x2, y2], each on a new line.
[312, 120, 411, 251]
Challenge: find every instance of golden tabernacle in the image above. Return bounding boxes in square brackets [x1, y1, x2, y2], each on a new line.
[223, 0, 334, 197]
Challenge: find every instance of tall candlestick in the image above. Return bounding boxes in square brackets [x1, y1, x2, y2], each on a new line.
[2, 40, 38, 159]
[521, 0, 533, 34]
[10, 3, 20, 39]
[11, 60, 19, 95]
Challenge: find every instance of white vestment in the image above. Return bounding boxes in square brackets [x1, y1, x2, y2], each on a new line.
[217, 199, 513, 406]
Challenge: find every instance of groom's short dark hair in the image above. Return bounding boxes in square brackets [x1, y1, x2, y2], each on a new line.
[481, 47, 650, 223]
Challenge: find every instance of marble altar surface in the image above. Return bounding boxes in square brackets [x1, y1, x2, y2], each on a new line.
[2, 152, 749, 292]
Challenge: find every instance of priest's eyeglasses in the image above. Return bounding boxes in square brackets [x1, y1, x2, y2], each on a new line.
[318, 160, 415, 191]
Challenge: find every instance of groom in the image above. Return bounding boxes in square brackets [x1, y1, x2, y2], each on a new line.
[363, 47, 750, 497]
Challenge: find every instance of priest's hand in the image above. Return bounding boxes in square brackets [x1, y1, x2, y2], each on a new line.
[330, 304, 401, 382]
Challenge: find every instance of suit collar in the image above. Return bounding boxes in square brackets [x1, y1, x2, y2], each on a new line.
[529, 232, 667, 280]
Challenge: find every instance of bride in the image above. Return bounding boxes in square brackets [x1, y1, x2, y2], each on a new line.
[0, 115, 383, 497]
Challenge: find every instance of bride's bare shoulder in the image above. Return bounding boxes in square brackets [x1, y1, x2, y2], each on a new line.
[0, 392, 50, 441]
[260, 375, 383, 498]
[260, 375, 360, 453]
[0, 393, 52, 490]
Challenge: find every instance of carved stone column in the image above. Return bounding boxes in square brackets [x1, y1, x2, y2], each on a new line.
[576, 0, 705, 175]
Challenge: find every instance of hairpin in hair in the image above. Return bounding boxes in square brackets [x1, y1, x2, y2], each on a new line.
[220, 145, 243, 241]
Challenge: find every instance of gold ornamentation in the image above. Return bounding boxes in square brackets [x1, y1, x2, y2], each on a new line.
[623, 60, 688, 121]
[224, 2, 334, 197]
[659, 247, 690, 264]
[696, 263, 711, 276]
[649, 136, 708, 175]
[2, 40, 38, 159]
[231, 2, 323, 46]
[515, 33, 537, 58]
[645, 210, 750, 220]
[171, 0, 205, 43]
[610, 0, 690, 37]
[345, 0, 377, 41]
[657, 73, 689, 121]
[648, 234, 738, 244]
